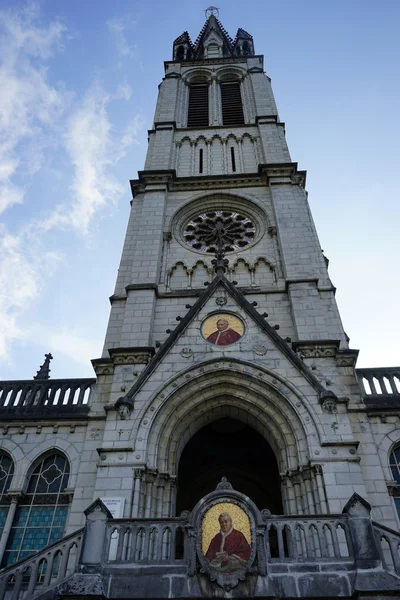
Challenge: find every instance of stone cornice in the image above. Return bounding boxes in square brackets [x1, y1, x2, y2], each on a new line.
[292, 340, 341, 359]
[109, 347, 155, 366]
[164, 56, 251, 69]
[130, 163, 307, 197]
[258, 163, 307, 188]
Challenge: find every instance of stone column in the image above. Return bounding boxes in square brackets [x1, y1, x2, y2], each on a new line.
[162, 477, 171, 517]
[169, 476, 177, 517]
[313, 464, 328, 514]
[237, 138, 244, 173]
[131, 469, 144, 518]
[182, 81, 189, 127]
[310, 468, 321, 513]
[280, 476, 289, 514]
[145, 470, 157, 518]
[284, 475, 297, 515]
[211, 77, 217, 125]
[0, 492, 22, 563]
[299, 473, 309, 513]
[303, 468, 315, 514]
[206, 140, 212, 175]
[291, 472, 304, 515]
[190, 141, 196, 176]
[156, 475, 166, 518]
[222, 140, 227, 174]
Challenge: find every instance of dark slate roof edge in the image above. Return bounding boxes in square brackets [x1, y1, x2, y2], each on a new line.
[124, 274, 326, 401]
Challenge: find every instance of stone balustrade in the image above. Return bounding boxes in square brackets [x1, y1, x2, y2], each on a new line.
[0, 528, 83, 600]
[373, 521, 400, 575]
[357, 367, 400, 407]
[0, 379, 95, 419]
[1, 496, 400, 598]
[105, 518, 187, 564]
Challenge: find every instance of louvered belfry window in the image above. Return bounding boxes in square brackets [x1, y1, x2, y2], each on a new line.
[221, 81, 245, 126]
[187, 84, 209, 127]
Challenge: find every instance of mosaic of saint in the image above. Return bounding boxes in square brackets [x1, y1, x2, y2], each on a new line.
[201, 314, 244, 346]
[202, 503, 251, 573]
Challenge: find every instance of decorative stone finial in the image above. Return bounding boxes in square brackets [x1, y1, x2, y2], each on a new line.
[33, 353, 53, 380]
[216, 476, 233, 490]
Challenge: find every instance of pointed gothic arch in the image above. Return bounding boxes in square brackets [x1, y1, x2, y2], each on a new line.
[132, 360, 323, 509]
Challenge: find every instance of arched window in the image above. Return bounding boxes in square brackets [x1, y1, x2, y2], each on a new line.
[2, 453, 70, 567]
[176, 45, 185, 61]
[220, 79, 244, 126]
[390, 447, 400, 518]
[242, 41, 251, 56]
[187, 83, 209, 127]
[0, 452, 14, 540]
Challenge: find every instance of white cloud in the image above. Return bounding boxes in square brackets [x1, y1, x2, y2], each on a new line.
[107, 17, 137, 59]
[0, 5, 143, 367]
[40, 84, 142, 235]
[0, 224, 61, 359]
[0, 4, 66, 214]
[47, 330, 102, 366]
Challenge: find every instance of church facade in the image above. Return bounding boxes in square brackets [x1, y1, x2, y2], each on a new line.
[1, 12, 400, 599]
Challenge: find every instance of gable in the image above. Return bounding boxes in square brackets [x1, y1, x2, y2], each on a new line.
[122, 274, 331, 403]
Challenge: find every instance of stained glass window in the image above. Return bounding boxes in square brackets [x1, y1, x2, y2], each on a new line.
[2, 453, 70, 567]
[390, 447, 400, 519]
[0, 452, 14, 539]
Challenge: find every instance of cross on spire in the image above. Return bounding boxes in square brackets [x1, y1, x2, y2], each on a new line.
[204, 6, 220, 19]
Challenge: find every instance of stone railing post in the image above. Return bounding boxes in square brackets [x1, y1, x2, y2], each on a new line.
[80, 498, 113, 567]
[342, 493, 381, 568]
[0, 492, 22, 563]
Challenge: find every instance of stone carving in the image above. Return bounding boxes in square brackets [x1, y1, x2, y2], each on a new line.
[261, 508, 271, 521]
[216, 476, 233, 490]
[299, 345, 336, 359]
[114, 354, 150, 365]
[115, 396, 134, 420]
[319, 390, 338, 413]
[180, 348, 193, 358]
[322, 397, 337, 413]
[253, 344, 267, 356]
[215, 296, 227, 306]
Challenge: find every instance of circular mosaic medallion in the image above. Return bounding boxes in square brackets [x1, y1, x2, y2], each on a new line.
[183, 211, 256, 254]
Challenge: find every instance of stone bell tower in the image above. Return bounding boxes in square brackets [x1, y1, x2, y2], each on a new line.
[3, 9, 400, 600]
[89, 7, 367, 520]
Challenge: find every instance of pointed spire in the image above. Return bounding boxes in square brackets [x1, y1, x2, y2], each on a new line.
[33, 353, 53, 380]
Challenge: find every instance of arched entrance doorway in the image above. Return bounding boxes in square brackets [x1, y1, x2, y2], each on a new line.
[176, 417, 282, 514]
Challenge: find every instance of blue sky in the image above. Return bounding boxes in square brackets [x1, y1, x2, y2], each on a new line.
[0, 0, 399, 380]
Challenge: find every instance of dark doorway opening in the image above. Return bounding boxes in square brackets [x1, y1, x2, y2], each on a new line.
[176, 417, 282, 515]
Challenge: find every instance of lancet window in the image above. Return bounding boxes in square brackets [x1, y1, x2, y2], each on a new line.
[0, 452, 15, 540]
[187, 83, 209, 127]
[2, 452, 70, 567]
[220, 81, 244, 126]
[389, 446, 400, 518]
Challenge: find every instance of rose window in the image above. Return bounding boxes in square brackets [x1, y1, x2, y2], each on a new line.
[183, 211, 256, 253]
